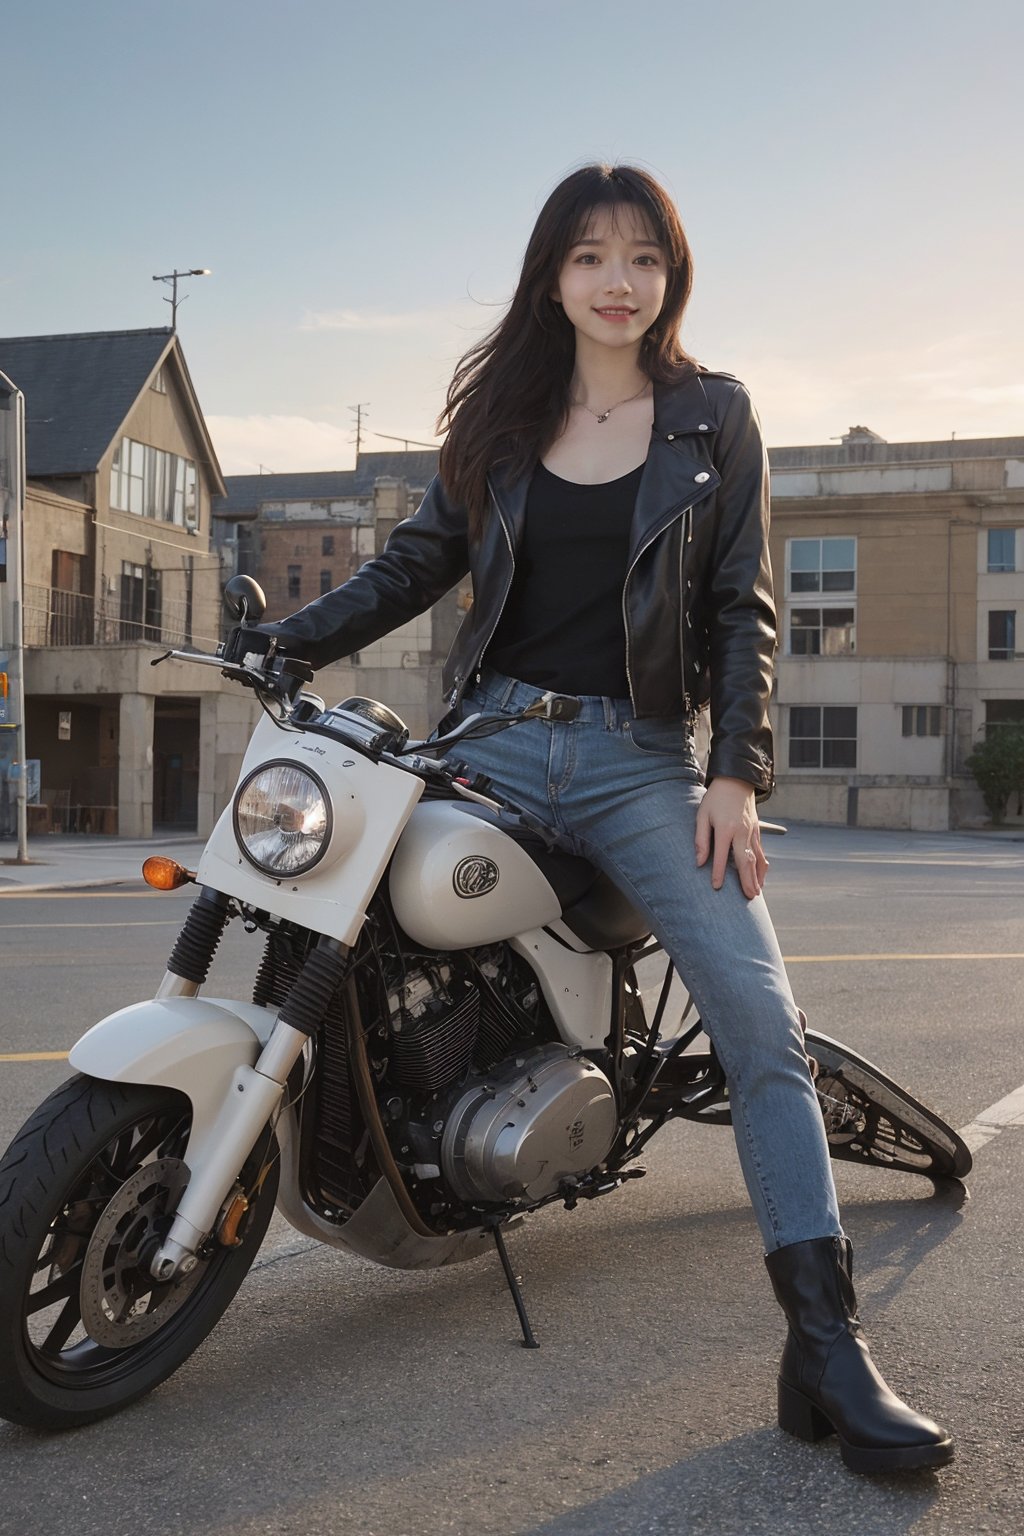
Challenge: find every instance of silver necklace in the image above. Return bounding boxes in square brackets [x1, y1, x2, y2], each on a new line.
[572, 381, 652, 425]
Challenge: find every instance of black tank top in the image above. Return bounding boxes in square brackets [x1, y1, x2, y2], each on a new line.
[485, 458, 644, 697]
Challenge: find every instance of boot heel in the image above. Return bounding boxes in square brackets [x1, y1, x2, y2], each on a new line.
[777, 1377, 834, 1443]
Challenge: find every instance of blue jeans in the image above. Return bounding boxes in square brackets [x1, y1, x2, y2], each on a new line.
[447, 666, 843, 1253]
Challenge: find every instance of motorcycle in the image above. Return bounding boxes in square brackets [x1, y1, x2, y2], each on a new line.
[0, 578, 972, 1429]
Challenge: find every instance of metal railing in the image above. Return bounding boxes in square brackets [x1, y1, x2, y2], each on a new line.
[23, 584, 221, 652]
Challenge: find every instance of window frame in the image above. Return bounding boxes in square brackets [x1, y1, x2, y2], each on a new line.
[987, 528, 1017, 574]
[901, 705, 942, 738]
[110, 435, 198, 527]
[787, 604, 857, 657]
[786, 536, 857, 598]
[988, 609, 1017, 661]
[788, 704, 858, 770]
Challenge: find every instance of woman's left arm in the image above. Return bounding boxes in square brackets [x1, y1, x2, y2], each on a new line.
[696, 382, 776, 898]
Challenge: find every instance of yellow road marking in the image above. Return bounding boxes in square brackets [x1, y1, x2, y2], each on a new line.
[785, 952, 1024, 962]
[0, 920, 178, 930]
[0, 890, 178, 900]
[0, 1052, 69, 1062]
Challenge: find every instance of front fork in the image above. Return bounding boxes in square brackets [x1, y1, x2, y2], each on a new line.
[149, 889, 343, 1282]
[149, 1017, 309, 1281]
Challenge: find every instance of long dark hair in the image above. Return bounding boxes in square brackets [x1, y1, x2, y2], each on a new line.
[437, 163, 698, 534]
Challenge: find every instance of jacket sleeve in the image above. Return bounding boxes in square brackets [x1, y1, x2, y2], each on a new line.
[705, 382, 777, 798]
[257, 475, 471, 671]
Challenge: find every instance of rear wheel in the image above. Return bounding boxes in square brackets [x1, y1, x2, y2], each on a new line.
[0, 1074, 279, 1429]
[804, 1029, 972, 1181]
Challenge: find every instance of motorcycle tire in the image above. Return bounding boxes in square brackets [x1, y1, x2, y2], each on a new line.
[0, 1073, 280, 1430]
[803, 1028, 973, 1182]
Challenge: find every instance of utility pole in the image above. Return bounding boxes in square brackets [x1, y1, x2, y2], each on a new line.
[349, 403, 370, 457]
[152, 268, 211, 329]
[0, 369, 29, 863]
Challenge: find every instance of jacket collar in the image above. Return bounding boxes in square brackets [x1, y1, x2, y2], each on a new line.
[487, 369, 723, 555]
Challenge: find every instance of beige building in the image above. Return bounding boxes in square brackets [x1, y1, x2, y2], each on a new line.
[0, 328, 261, 837]
[767, 427, 1024, 829]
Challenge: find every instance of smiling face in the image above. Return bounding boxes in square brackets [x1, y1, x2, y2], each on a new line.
[550, 204, 668, 356]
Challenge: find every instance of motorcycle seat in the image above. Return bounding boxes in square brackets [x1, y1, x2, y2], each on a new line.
[456, 804, 652, 951]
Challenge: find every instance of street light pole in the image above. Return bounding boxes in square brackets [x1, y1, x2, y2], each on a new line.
[152, 268, 211, 329]
[0, 369, 29, 863]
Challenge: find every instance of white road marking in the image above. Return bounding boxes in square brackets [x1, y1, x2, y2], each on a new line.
[958, 1082, 1024, 1153]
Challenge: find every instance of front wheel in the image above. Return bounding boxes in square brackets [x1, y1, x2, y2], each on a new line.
[804, 1029, 972, 1181]
[0, 1075, 279, 1429]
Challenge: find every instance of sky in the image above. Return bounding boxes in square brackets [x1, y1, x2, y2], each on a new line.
[4, 0, 1022, 474]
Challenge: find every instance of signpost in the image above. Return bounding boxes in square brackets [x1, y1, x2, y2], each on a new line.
[0, 368, 28, 862]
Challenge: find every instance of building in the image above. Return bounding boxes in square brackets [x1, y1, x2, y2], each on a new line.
[216, 422, 1024, 834]
[767, 427, 1024, 829]
[213, 451, 466, 737]
[0, 328, 261, 837]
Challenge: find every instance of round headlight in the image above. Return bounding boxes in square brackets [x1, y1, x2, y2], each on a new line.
[234, 762, 332, 876]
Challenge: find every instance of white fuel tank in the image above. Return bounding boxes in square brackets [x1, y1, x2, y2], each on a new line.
[389, 800, 562, 950]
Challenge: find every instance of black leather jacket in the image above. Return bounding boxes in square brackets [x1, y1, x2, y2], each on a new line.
[260, 368, 776, 796]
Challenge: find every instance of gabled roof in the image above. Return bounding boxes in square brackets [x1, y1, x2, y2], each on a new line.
[0, 328, 226, 494]
[215, 448, 440, 519]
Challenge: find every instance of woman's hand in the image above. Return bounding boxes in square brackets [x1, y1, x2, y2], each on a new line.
[695, 776, 768, 899]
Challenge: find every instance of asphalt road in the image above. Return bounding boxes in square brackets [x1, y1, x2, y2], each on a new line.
[0, 824, 1021, 1536]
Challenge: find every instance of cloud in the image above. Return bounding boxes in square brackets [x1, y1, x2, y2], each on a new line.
[207, 413, 443, 476]
[207, 413, 362, 475]
[299, 302, 486, 334]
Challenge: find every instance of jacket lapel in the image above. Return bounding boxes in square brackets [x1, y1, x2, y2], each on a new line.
[629, 372, 722, 562]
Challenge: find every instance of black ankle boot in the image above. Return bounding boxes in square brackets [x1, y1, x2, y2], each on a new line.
[764, 1236, 954, 1473]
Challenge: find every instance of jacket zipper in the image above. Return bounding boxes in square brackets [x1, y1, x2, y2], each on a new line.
[448, 486, 516, 708]
[622, 501, 693, 713]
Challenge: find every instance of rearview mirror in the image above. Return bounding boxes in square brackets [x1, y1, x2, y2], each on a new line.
[223, 575, 267, 624]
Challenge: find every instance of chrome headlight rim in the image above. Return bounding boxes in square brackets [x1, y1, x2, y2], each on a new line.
[232, 759, 333, 879]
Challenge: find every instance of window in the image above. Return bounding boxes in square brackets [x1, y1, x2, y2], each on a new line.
[110, 437, 197, 525]
[319, 569, 333, 595]
[321, 534, 334, 556]
[902, 705, 942, 737]
[988, 610, 1016, 660]
[985, 700, 1024, 731]
[150, 366, 167, 394]
[987, 529, 1016, 573]
[789, 606, 856, 656]
[119, 562, 162, 642]
[787, 537, 856, 595]
[287, 565, 301, 601]
[789, 706, 857, 769]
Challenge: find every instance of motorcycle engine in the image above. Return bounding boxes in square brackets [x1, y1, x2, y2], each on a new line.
[441, 1044, 617, 1205]
[380, 945, 617, 1210]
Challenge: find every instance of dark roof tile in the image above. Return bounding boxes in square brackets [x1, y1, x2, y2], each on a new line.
[0, 328, 173, 476]
[214, 449, 440, 518]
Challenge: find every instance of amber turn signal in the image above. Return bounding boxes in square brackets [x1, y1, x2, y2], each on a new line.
[142, 856, 195, 890]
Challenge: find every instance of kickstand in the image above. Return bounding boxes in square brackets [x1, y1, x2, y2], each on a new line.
[488, 1221, 540, 1349]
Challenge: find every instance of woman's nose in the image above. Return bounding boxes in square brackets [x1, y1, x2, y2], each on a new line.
[604, 272, 632, 295]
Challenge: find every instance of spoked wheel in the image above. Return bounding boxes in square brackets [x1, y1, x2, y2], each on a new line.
[0, 1075, 279, 1429]
[804, 1029, 972, 1181]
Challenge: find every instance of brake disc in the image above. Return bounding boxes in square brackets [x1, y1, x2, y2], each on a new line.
[80, 1157, 204, 1347]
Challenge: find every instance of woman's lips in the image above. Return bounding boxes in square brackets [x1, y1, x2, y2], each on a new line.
[593, 307, 638, 323]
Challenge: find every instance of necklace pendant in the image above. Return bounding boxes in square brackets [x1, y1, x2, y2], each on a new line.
[596, 411, 610, 424]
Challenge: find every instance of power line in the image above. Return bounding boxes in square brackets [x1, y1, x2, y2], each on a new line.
[370, 431, 440, 451]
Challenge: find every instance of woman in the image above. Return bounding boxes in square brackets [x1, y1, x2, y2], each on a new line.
[249, 164, 952, 1473]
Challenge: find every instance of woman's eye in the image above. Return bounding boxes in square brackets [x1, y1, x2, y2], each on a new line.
[575, 253, 599, 264]
[635, 254, 660, 266]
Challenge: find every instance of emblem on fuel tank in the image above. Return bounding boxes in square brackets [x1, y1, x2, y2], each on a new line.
[453, 855, 500, 898]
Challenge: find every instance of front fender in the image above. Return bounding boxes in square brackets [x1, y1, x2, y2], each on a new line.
[69, 997, 280, 1163]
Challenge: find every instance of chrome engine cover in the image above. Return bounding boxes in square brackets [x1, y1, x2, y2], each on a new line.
[440, 1044, 617, 1205]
